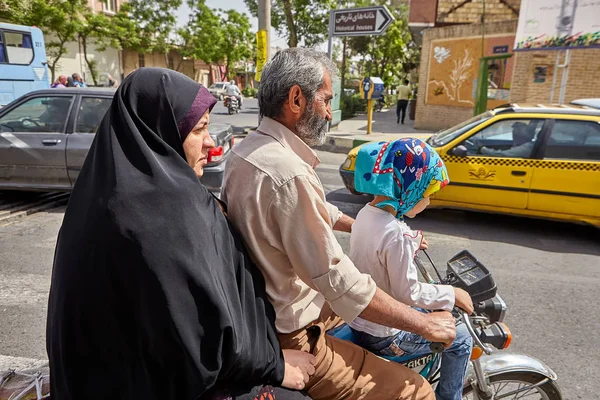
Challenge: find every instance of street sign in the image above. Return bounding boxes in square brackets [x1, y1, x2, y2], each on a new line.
[331, 6, 394, 37]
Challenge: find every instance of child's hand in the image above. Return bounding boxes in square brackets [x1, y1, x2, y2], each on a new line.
[454, 288, 474, 314]
[420, 237, 429, 250]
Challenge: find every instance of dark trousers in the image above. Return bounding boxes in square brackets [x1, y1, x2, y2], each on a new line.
[396, 99, 409, 123]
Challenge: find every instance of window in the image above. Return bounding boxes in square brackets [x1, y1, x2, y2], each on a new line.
[460, 119, 544, 158]
[0, 31, 34, 65]
[0, 31, 5, 63]
[544, 120, 600, 161]
[430, 111, 493, 147]
[103, 0, 117, 13]
[76, 97, 112, 134]
[138, 53, 145, 68]
[0, 96, 72, 133]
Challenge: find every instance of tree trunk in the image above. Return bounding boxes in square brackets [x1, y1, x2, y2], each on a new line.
[49, 40, 68, 83]
[281, 0, 298, 47]
[81, 36, 99, 85]
[341, 37, 347, 91]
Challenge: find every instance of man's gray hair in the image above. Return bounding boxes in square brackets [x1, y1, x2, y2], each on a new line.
[258, 48, 338, 118]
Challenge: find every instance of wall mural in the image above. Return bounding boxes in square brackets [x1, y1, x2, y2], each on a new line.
[426, 35, 515, 109]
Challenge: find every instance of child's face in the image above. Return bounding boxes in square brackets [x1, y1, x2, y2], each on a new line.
[404, 197, 430, 218]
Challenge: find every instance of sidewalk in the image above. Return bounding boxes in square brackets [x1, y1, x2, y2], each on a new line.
[317, 107, 434, 154]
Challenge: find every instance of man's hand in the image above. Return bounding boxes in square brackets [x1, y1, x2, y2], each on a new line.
[419, 237, 429, 250]
[421, 311, 457, 348]
[281, 349, 316, 390]
[454, 287, 474, 315]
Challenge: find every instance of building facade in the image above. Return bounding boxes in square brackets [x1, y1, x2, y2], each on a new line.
[411, 0, 600, 131]
[53, 0, 125, 85]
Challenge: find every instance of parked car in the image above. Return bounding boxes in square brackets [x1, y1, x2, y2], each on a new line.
[0, 88, 233, 193]
[207, 82, 231, 100]
[339, 103, 600, 227]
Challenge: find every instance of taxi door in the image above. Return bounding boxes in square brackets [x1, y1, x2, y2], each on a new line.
[528, 117, 600, 223]
[434, 117, 548, 210]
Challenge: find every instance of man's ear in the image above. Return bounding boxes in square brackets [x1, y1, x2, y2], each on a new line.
[287, 84, 306, 116]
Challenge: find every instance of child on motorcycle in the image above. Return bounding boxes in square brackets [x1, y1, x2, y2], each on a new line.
[348, 138, 474, 400]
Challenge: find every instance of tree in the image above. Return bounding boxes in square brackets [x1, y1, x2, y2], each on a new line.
[219, 9, 254, 79]
[347, 2, 419, 88]
[78, 9, 118, 85]
[179, 0, 223, 68]
[244, 0, 332, 47]
[116, 0, 183, 68]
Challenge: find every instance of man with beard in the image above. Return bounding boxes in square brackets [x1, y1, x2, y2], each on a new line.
[222, 48, 455, 400]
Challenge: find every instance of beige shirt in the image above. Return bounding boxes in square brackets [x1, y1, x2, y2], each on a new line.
[397, 84, 412, 100]
[222, 117, 377, 333]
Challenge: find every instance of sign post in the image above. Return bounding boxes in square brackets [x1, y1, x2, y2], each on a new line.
[360, 77, 385, 134]
[327, 6, 394, 130]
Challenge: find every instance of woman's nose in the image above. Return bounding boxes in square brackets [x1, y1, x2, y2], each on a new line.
[204, 134, 215, 148]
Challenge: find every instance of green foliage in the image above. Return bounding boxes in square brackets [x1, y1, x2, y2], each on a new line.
[340, 94, 366, 120]
[178, 0, 255, 78]
[219, 9, 254, 78]
[346, 1, 420, 88]
[118, 0, 183, 57]
[242, 87, 258, 98]
[244, 0, 332, 47]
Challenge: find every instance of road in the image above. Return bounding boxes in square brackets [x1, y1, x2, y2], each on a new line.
[210, 97, 259, 135]
[1, 136, 599, 399]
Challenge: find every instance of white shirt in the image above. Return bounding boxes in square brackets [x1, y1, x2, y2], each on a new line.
[348, 205, 455, 337]
[225, 84, 241, 96]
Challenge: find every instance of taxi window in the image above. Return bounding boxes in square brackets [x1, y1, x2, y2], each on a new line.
[460, 119, 544, 158]
[544, 120, 600, 161]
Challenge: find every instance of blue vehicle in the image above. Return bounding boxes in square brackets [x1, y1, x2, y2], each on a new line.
[0, 23, 50, 107]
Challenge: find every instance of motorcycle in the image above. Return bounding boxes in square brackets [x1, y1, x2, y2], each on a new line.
[328, 250, 562, 399]
[224, 96, 239, 115]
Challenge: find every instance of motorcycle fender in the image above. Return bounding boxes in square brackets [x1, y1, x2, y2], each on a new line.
[465, 352, 558, 383]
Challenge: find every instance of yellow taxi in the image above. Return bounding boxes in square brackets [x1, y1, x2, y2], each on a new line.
[339, 104, 600, 227]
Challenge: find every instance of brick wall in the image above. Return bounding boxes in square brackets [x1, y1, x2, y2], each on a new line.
[415, 20, 517, 130]
[437, 0, 519, 24]
[511, 49, 600, 104]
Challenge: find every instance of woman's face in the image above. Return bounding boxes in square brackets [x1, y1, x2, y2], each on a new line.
[182, 110, 215, 178]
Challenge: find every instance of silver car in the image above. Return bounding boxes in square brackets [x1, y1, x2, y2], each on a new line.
[0, 88, 233, 193]
[207, 82, 230, 100]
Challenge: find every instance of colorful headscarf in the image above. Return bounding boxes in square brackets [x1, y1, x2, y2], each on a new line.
[354, 138, 449, 218]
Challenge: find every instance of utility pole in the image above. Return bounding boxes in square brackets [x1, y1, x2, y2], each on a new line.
[258, 0, 271, 61]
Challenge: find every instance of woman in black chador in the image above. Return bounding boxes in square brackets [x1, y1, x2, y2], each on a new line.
[46, 68, 314, 400]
